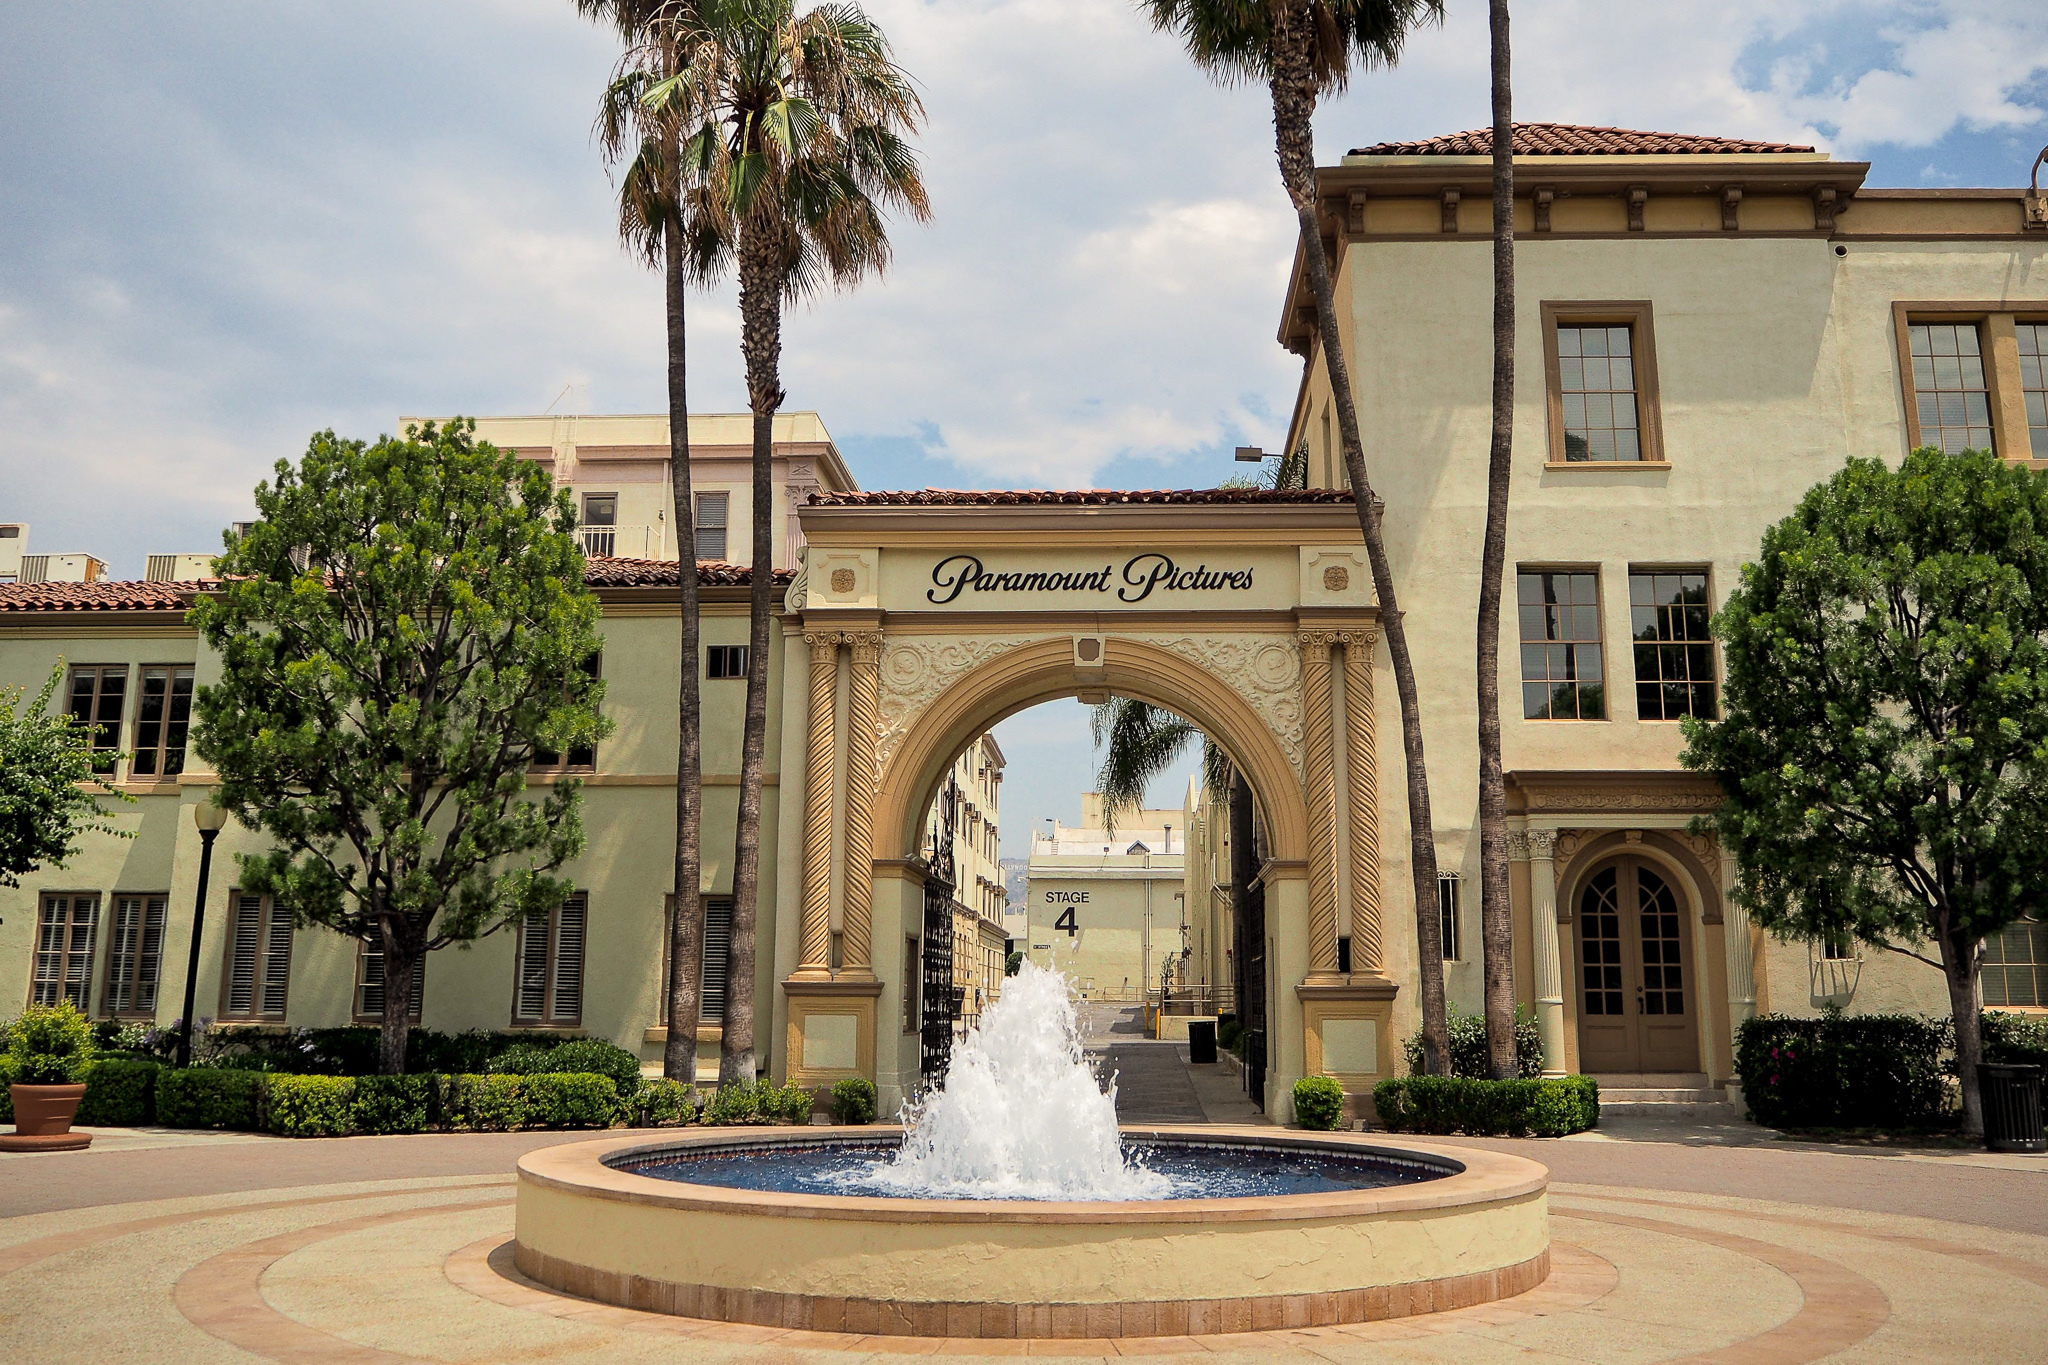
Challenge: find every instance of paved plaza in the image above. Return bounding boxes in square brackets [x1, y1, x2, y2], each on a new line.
[5, 1073, 2045, 1365]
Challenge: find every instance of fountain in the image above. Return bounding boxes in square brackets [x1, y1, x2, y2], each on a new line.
[514, 962, 1550, 1338]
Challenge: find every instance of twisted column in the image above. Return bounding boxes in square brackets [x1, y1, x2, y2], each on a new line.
[1340, 630, 1381, 971]
[1301, 630, 1340, 979]
[839, 631, 884, 976]
[794, 631, 841, 978]
[1524, 829, 1567, 1076]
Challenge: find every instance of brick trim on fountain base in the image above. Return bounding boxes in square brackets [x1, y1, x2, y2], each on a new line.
[510, 1241, 1552, 1339]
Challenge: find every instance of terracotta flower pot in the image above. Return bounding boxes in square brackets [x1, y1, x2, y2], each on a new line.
[2, 1083, 92, 1151]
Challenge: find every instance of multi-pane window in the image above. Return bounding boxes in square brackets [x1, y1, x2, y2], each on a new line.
[1983, 917, 2046, 1008]
[1557, 325, 1642, 461]
[131, 666, 195, 778]
[1436, 875, 1461, 960]
[1579, 868, 1624, 1016]
[2020, 323, 2048, 459]
[1908, 323, 1995, 453]
[66, 666, 127, 773]
[1518, 571, 1605, 720]
[1637, 869, 1685, 1016]
[706, 645, 749, 679]
[531, 652, 600, 771]
[103, 894, 168, 1017]
[32, 894, 100, 1008]
[221, 893, 294, 1019]
[354, 938, 423, 1023]
[1630, 571, 1717, 721]
[695, 492, 730, 561]
[513, 893, 586, 1026]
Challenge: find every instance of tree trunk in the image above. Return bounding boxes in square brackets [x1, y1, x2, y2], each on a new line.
[663, 193, 707, 1085]
[1940, 915, 1986, 1138]
[722, 218, 781, 1088]
[1267, 2, 1448, 1075]
[378, 918, 414, 1077]
[1476, 0, 1519, 1081]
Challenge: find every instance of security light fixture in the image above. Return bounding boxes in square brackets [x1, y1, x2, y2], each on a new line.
[1233, 446, 1266, 462]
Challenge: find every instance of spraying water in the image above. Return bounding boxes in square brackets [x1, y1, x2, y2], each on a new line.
[847, 959, 1176, 1201]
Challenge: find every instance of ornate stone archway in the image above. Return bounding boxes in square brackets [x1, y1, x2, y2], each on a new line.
[770, 490, 1391, 1117]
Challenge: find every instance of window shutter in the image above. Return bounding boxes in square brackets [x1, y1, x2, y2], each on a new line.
[553, 897, 587, 1023]
[226, 894, 263, 1016]
[699, 898, 734, 1024]
[515, 909, 550, 1021]
[260, 909, 294, 1016]
[105, 895, 167, 1015]
[33, 895, 99, 1009]
[359, 941, 386, 1019]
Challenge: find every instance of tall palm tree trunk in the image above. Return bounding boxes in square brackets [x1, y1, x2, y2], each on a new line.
[1476, 0, 1519, 1080]
[664, 208, 708, 1084]
[1269, 0, 1447, 1075]
[722, 218, 781, 1087]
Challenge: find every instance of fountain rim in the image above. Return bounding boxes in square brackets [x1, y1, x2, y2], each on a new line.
[518, 1124, 1548, 1226]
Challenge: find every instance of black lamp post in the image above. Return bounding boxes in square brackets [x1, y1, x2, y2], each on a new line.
[176, 799, 228, 1069]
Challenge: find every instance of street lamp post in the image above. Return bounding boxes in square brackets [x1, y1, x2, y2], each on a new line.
[177, 799, 229, 1069]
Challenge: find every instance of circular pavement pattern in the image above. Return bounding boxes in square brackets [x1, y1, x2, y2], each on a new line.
[2, 1129, 2044, 1362]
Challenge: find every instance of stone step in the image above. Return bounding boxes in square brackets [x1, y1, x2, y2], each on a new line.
[1599, 1088, 1726, 1105]
[1587, 1073, 1710, 1089]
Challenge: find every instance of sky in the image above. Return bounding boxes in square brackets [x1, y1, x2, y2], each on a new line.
[3, 2, 2045, 858]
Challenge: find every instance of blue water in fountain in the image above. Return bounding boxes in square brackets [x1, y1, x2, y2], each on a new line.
[624, 962, 1447, 1202]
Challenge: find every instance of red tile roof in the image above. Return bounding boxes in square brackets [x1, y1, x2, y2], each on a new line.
[0, 559, 787, 612]
[1350, 123, 1817, 158]
[0, 580, 199, 612]
[806, 487, 1357, 508]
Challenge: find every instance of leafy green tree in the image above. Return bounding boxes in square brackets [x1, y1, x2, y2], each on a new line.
[644, 0, 929, 1086]
[0, 665, 130, 886]
[586, 0, 717, 1084]
[1142, 0, 1451, 1075]
[191, 421, 612, 1075]
[1683, 447, 2048, 1137]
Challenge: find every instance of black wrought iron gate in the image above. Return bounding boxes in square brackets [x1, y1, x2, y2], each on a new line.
[920, 870, 955, 1080]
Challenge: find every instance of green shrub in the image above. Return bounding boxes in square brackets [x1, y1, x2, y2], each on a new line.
[762, 1082, 816, 1125]
[1372, 1076, 1599, 1137]
[1216, 1019, 1242, 1051]
[528, 1039, 642, 1099]
[830, 1077, 877, 1125]
[352, 1074, 432, 1134]
[76, 1059, 162, 1126]
[1401, 1004, 1544, 1079]
[523, 1073, 618, 1128]
[439, 1074, 531, 1131]
[1984, 1011, 2048, 1070]
[1293, 1076, 1346, 1130]
[157, 1067, 266, 1130]
[267, 1075, 357, 1137]
[702, 1082, 761, 1125]
[8, 1001, 96, 1084]
[1736, 1010, 1951, 1129]
[488, 1044, 558, 1076]
[631, 1078, 697, 1126]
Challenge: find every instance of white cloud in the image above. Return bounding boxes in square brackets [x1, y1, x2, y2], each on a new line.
[1, 1, 2043, 573]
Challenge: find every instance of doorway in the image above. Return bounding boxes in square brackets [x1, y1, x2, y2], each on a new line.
[1573, 858, 1699, 1073]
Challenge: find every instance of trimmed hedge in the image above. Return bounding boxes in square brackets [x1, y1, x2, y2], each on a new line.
[1293, 1076, 1346, 1130]
[1401, 1005, 1545, 1080]
[1984, 1011, 2048, 1071]
[632, 1078, 698, 1127]
[1736, 1012, 1949, 1129]
[830, 1077, 877, 1125]
[75, 1059, 162, 1126]
[1373, 1075, 1600, 1137]
[440, 1074, 532, 1131]
[268, 1075, 357, 1137]
[523, 1074, 619, 1128]
[353, 1074, 433, 1134]
[703, 1080, 814, 1126]
[492, 1038, 641, 1099]
[157, 1067, 266, 1130]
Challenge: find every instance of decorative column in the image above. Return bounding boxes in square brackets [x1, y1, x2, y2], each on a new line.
[793, 630, 841, 979]
[1723, 850, 1755, 1027]
[1525, 829, 1567, 1076]
[1339, 629, 1381, 971]
[1300, 630, 1340, 980]
[839, 631, 884, 977]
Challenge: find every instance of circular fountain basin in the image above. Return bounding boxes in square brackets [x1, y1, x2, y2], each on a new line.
[514, 1125, 1550, 1339]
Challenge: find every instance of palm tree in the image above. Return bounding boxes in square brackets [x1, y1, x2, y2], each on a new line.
[645, 0, 929, 1086]
[584, 0, 716, 1083]
[1474, 0, 1519, 1079]
[1140, 0, 1452, 1075]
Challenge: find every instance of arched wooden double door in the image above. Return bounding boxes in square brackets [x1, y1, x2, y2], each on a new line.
[1575, 858, 1699, 1073]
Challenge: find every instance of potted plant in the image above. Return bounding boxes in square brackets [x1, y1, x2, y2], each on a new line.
[2, 1000, 97, 1151]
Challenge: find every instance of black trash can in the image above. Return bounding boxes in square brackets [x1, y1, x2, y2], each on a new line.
[1979, 1064, 2045, 1154]
[1188, 1019, 1218, 1065]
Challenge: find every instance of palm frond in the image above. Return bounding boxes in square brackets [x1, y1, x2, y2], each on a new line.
[1090, 697, 1199, 836]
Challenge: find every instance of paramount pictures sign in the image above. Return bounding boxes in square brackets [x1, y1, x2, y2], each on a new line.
[925, 553, 1257, 605]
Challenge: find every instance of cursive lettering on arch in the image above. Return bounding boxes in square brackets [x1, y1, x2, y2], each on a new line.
[925, 553, 1254, 606]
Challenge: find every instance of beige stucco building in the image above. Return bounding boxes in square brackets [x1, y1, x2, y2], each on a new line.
[1023, 796, 1187, 1000]
[7, 125, 2046, 1124]
[921, 734, 1009, 1033]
